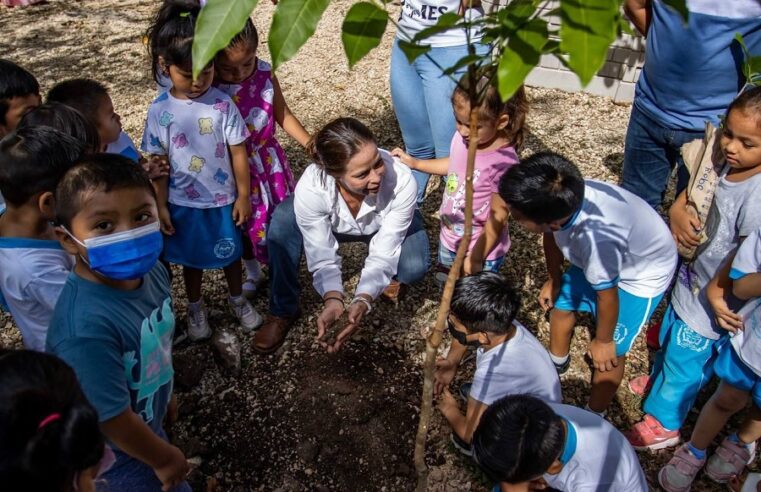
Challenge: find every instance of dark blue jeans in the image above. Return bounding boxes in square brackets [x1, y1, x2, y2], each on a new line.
[621, 105, 705, 209]
[267, 195, 430, 317]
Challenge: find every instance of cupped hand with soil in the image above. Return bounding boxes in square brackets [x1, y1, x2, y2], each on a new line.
[316, 293, 371, 353]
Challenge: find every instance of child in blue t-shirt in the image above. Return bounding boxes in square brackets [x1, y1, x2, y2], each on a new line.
[0, 126, 84, 350]
[47, 154, 190, 492]
[142, 1, 261, 341]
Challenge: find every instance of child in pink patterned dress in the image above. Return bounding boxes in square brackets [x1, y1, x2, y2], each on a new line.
[214, 19, 311, 298]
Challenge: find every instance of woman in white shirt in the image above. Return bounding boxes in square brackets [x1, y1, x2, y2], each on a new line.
[253, 118, 430, 354]
[391, 0, 488, 203]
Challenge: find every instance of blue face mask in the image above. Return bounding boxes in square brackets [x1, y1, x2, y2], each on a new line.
[64, 222, 163, 280]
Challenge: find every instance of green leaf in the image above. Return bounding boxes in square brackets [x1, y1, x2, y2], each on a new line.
[268, 0, 331, 70]
[411, 12, 463, 42]
[735, 33, 761, 84]
[398, 39, 432, 63]
[192, 0, 260, 79]
[497, 18, 547, 100]
[341, 2, 388, 68]
[497, 0, 539, 31]
[559, 0, 618, 86]
[618, 13, 634, 35]
[662, 0, 689, 22]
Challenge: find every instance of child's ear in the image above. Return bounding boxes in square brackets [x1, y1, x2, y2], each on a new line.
[546, 460, 564, 475]
[55, 226, 79, 255]
[477, 332, 490, 345]
[496, 114, 510, 132]
[37, 192, 56, 221]
[157, 56, 169, 75]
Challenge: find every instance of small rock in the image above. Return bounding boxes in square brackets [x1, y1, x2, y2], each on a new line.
[211, 329, 241, 375]
[296, 441, 321, 463]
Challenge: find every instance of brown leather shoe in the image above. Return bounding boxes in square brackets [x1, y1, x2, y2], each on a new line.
[252, 314, 297, 354]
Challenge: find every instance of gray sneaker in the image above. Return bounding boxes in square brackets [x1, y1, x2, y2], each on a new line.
[658, 444, 706, 492]
[187, 301, 212, 342]
[229, 296, 263, 332]
[705, 436, 756, 483]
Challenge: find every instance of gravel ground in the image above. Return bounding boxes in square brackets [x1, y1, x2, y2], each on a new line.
[0, 1, 747, 491]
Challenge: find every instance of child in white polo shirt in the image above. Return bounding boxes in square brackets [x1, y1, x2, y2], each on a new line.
[659, 226, 761, 491]
[435, 272, 561, 454]
[473, 394, 648, 491]
[497, 151, 677, 416]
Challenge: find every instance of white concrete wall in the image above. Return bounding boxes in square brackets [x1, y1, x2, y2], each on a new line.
[523, 2, 644, 102]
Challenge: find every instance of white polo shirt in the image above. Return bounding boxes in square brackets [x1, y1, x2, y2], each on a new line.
[294, 150, 417, 300]
[729, 227, 761, 376]
[553, 180, 677, 298]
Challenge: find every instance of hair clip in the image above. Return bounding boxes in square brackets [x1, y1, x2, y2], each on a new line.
[179, 11, 190, 18]
[38, 413, 62, 430]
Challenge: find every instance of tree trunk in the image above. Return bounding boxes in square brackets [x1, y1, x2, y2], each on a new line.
[414, 102, 480, 492]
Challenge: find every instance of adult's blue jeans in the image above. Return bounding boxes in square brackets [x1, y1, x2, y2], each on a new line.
[621, 104, 705, 209]
[390, 39, 488, 204]
[267, 195, 430, 317]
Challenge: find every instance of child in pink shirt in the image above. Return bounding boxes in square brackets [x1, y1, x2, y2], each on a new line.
[393, 78, 527, 275]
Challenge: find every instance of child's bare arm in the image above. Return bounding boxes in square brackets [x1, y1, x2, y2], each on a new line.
[434, 339, 468, 395]
[390, 148, 449, 176]
[668, 189, 701, 249]
[734, 273, 761, 300]
[153, 171, 174, 236]
[437, 388, 487, 444]
[539, 233, 564, 311]
[272, 75, 311, 148]
[624, 0, 650, 36]
[707, 251, 744, 332]
[102, 409, 188, 491]
[589, 287, 619, 372]
[229, 142, 251, 227]
[466, 193, 509, 274]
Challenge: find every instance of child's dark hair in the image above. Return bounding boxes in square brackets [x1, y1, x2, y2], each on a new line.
[453, 76, 529, 149]
[498, 151, 584, 224]
[472, 394, 564, 484]
[226, 18, 258, 53]
[147, 0, 201, 84]
[306, 117, 377, 179]
[0, 349, 104, 491]
[19, 102, 101, 154]
[55, 154, 156, 229]
[450, 272, 520, 334]
[0, 127, 86, 207]
[727, 85, 761, 127]
[46, 79, 109, 131]
[0, 59, 39, 127]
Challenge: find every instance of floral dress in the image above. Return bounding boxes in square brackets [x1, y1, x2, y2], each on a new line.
[215, 59, 296, 263]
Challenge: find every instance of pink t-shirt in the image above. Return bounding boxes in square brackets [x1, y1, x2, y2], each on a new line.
[439, 134, 518, 260]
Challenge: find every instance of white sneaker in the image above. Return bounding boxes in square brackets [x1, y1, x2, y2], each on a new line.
[229, 296, 263, 332]
[242, 261, 263, 299]
[242, 278, 258, 299]
[187, 301, 212, 341]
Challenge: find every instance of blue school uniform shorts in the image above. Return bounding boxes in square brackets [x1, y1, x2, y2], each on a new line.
[553, 265, 663, 356]
[163, 203, 242, 269]
[714, 343, 761, 409]
[437, 243, 504, 272]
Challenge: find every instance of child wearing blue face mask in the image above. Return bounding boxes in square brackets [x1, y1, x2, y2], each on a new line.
[0, 126, 85, 351]
[47, 154, 191, 492]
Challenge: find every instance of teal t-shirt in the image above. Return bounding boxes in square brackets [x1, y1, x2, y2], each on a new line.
[46, 263, 175, 431]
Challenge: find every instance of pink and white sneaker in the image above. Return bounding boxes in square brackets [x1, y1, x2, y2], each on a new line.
[705, 436, 756, 483]
[658, 444, 706, 492]
[626, 414, 680, 451]
[627, 375, 652, 396]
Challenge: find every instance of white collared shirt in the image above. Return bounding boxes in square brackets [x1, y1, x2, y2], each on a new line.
[294, 150, 417, 300]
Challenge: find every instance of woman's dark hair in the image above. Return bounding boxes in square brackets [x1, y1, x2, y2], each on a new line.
[0, 350, 104, 492]
[226, 18, 258, 53]
[146, 0, 201, 84]
[498, 151, 584, 224]
[55, 153, 156, 229]
[19, 102, 101, 154]
[306, 117, 377, 178]
[453, 76, 529, 149]
[727, 85, 761, 127]
[472, 394, 564, 484]
[451, 272, 521, 334]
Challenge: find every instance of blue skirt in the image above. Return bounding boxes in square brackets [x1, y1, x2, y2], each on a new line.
[164, 204, 242, 269]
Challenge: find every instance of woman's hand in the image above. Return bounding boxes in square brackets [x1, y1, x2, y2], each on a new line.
[391, 147, 418, 169]
[326, 297, 370, 353]
[232, 195, 252, 227]
[316, 298, 344, 350]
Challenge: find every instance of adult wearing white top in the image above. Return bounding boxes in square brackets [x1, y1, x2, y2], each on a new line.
[391, 0, 488, 203]
[253, 118, 430, 354]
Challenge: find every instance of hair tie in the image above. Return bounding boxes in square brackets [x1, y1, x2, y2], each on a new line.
[38, 413, 62, 430]
[179, 11, 190, 18]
